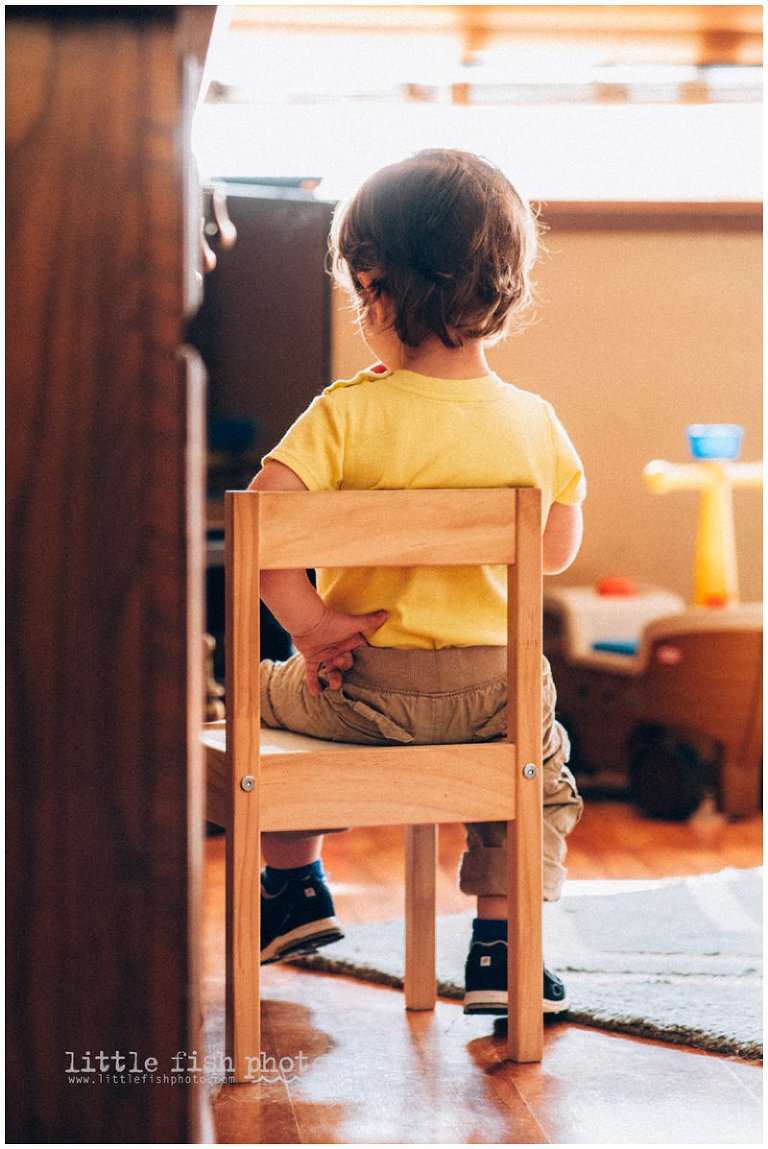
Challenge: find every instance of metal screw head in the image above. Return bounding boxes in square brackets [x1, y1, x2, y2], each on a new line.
[240, 775, 255, 792]
[522, 763, 538, 779]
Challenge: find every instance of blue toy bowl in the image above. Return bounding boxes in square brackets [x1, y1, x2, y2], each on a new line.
[686, 424, 743, 461]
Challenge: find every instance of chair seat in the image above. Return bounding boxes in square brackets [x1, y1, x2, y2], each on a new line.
[204, 721, 375, 828]
[203, 720, 371, 757]
[202, 720, 519, 832]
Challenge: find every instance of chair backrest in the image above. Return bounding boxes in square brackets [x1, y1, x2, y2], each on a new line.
[224, 487, 543, 829]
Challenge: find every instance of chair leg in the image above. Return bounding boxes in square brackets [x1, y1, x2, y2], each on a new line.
[226, 798, 262, 1082]
[404, 824, 437, 1010]
[506, 813, 543, 1062]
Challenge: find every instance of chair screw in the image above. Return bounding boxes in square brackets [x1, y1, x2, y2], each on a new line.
[240, 775, 255, 792]
[522, 763, 538, 779]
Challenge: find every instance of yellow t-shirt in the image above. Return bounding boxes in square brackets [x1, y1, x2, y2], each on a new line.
[264, 366, 586, 648]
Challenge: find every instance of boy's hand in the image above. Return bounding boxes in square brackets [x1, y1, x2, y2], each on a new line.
[292, 606, 388, 696]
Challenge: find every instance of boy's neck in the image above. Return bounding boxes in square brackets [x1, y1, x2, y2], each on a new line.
[397, 337, 492, 380]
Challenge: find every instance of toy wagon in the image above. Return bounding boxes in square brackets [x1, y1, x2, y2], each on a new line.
[543, 584, 762, 820]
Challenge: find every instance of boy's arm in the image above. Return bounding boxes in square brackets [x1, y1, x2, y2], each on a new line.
[543, 501, 583, 574]
[248, 461, 387, 695]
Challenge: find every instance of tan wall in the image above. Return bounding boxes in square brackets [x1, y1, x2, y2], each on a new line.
[332, 212, 762, 605]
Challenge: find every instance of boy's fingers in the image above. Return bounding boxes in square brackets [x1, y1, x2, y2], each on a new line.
[297, 615, 387, 687]
[315, 634, 367, 661]
[357, 609, 388, 631]
[305, 662, 323, 696]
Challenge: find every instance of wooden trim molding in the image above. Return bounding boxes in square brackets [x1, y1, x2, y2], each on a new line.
[536, 200, 762, 231]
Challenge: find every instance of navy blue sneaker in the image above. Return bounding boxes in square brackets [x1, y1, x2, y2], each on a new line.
[543, 966, 569, 1012]
[462, 939, 570, 1015]
[260, 869, 344, 964]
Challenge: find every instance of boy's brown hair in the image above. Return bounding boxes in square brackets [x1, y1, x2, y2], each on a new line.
[330, 148, 539, 349]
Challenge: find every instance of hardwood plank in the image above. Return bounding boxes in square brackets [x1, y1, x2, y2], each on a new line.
[505, 1023, 762, 1145]
[723, 1057, 765, 1103]
[566, 799, 764, 881]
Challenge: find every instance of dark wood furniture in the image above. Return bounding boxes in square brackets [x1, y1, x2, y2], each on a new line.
[190, 188, 334, 495]
[6, 8, 214, 1142]
[190, 189, 334, 672]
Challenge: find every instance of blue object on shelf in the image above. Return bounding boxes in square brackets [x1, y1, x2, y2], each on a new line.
[592, 640, 639, 656]
[686, 424, 743, 461]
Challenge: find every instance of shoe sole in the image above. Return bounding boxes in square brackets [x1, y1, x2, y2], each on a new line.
[463, 994, 571, 1016]
[543, 996, 570, 1015]
[261, 918, 344, 964]
[463, 989, 508, 1016]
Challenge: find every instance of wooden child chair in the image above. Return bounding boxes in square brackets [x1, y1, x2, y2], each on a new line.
[202, 487, 544, 1082]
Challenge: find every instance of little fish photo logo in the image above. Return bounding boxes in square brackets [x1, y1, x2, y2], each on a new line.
[241, 1051, 321, 1084]
[65, 1049, 319, 1085]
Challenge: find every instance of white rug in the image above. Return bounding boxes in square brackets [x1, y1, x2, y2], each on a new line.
[289, 867, 763, 1059]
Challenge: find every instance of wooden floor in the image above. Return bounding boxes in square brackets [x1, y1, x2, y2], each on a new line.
[203, 799, 763, 1144]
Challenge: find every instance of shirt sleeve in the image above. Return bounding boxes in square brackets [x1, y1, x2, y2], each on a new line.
[546, 404, 587, 505]
[262, 392, 344, 491]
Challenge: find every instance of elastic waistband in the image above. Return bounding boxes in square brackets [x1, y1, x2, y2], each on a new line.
[347, 646, 507, 693]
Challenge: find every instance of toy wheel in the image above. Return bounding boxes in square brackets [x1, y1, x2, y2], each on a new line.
[628, 726, 706, 821]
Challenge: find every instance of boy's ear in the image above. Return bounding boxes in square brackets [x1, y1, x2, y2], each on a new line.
[370, 288, 395, 329]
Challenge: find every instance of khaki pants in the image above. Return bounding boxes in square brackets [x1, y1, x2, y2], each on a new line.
[260, 647, 583, 902]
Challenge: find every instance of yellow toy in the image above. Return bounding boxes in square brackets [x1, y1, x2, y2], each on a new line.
[644, 424, 762, 607]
